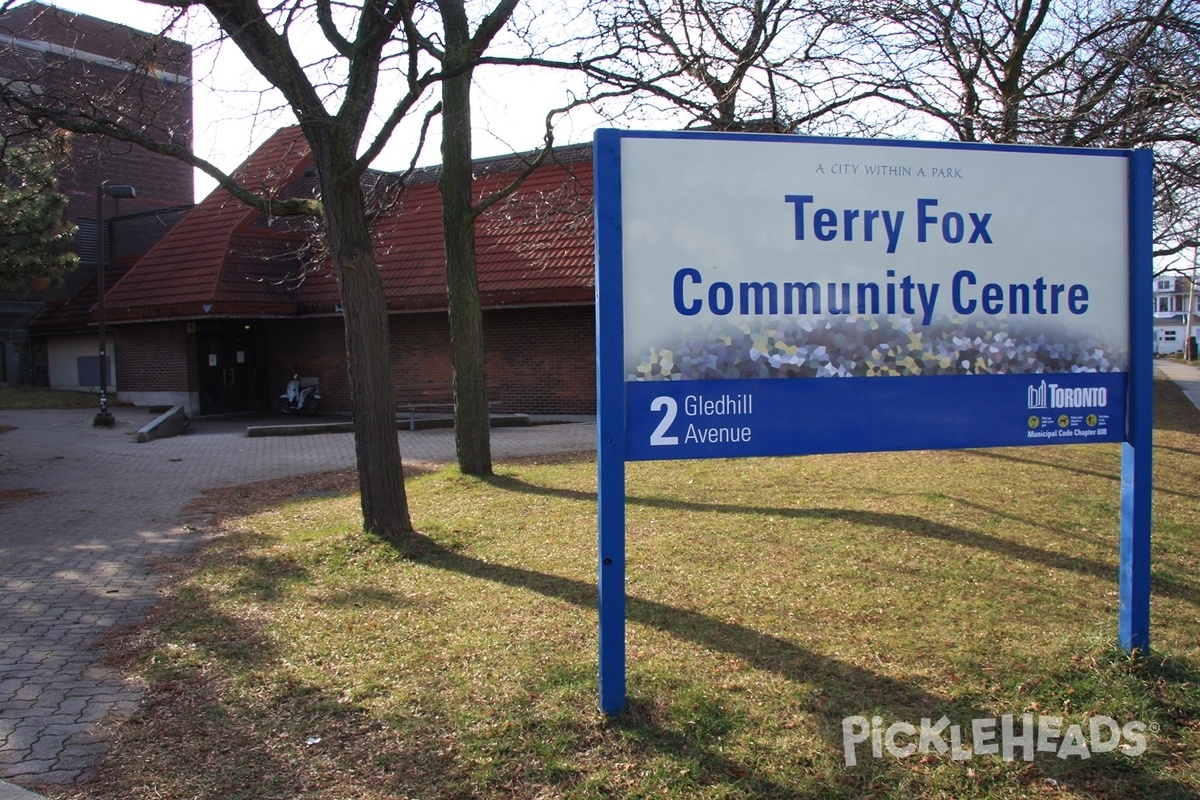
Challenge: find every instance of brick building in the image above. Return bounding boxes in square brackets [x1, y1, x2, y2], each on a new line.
[0, 3, 597, 417]
[103, 126, 597, 417]
[0, 1, 193, 386]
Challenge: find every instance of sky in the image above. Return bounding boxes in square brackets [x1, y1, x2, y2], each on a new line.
[42, 0, 610, 201]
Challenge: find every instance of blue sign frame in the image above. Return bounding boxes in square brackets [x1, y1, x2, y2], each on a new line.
[595, 129, 1154, 716]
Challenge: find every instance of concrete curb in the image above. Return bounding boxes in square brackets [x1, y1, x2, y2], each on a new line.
[245, 420, 355, 437]
[246, 413, 531, 437]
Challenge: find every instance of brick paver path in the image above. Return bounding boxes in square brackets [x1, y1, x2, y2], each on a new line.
[0, 409, 594, 787]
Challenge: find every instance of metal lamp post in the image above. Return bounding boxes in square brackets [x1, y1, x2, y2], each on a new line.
[93, 183, 136, 428]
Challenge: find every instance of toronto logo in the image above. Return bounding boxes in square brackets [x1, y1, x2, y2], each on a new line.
[1028, 379, 1107, 411]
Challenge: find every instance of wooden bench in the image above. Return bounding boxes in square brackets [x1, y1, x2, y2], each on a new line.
[395, 384, 500, 430]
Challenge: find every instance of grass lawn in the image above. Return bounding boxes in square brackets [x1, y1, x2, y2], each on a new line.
[55, 379, 1200, 799]
[0, 384, 99, 410]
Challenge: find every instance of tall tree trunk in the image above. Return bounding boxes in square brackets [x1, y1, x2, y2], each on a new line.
[318, 148, 414, 536]
[439, 33, 493, 476]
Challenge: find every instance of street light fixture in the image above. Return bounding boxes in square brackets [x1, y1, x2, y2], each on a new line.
[93, 183, 136, 428]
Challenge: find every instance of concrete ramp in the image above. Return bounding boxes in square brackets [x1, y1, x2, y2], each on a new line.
[136, 405, 189, 443]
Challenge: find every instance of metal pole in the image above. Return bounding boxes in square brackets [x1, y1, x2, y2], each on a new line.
[93, 185, 114, 427]
[1185, 247, 1198, 362]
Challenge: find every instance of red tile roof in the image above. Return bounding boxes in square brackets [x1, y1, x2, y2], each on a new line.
[105, 129, 595, 323]
[104, 126, 313, 321]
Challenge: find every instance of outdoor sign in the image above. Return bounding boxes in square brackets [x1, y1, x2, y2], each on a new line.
[594, 130, 1154, 716]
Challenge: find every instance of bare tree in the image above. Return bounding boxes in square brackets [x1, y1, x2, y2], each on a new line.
[418, 0, 520, 477]
[175, 1, 434, 537]
[409, 0, 605, 476]
[853, 0, 1200, 261]
[0, 0, 461, 539]
[574, 0, 880, 134]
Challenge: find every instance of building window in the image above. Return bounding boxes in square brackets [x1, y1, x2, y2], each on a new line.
[1156, 278, 1174, 291]
[1156, 296, 1183, 313]
[1163, 330, 1178, 342]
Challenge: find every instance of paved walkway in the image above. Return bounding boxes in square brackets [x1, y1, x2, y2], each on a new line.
[0, 410, 595, 795]
[1156, 357, 1200, 409]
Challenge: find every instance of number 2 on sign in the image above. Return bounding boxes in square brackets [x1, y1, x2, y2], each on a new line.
[650, 396, 678, 446]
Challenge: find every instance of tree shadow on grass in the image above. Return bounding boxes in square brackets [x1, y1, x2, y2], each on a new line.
[1027, 648, 1200, 798]
[393, 527, 958, 711]
[387, 530, 973, 795]
[479, 473, 1200, 609]
[77, 529, 474, 800]
[138, 468, 1198, 798]
[82, 604, 472, 800]
[384, 528, 1200, 798]
[607, 695, 863, 798]
[966, 447, 1123, 485]
[85, 491, 1199, 798]
[967, 448, 1200, 502]
[384, 527, 1200, 796]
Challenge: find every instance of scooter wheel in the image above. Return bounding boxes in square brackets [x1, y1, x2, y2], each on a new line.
[280, 399, 295, 414]
[302, 397, 320, 416]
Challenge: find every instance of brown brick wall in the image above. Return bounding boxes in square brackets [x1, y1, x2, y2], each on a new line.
[0, 2, 195, 212]
[59, 138, 193, 216]
[386, 306, 596, 415]
[113, 305, 598, 416]
[263, 317, 348, 410]
[259, 306, 596, 415]
[483, 306, 596, 414]
[115, 322, 195, 393]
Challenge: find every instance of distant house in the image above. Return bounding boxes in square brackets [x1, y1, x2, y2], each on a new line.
[99, 126, 596, 417]
[1152, 272, 1198, 356]
[0, 1, 194, 387]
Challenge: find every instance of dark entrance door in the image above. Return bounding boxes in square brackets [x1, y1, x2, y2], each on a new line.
[196, 322, 267, 415]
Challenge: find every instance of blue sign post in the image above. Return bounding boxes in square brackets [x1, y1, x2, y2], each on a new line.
[595, 130, 1153, 716]
[1120, 150, 1154, 655]
[595, 130, 628, 714]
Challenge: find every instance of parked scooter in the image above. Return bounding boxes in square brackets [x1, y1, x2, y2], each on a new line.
[280, 373, 320, 415]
